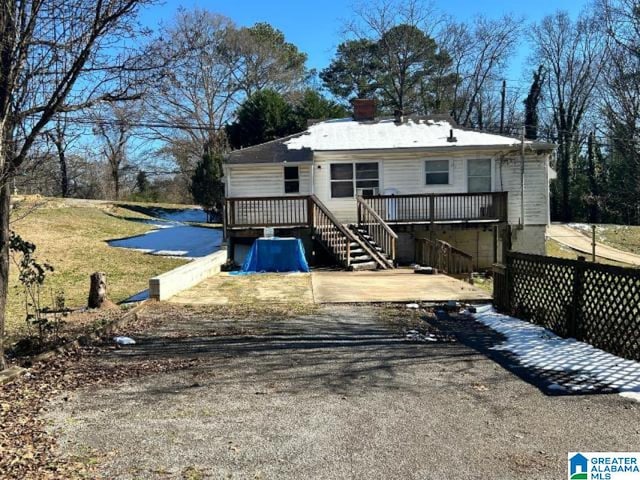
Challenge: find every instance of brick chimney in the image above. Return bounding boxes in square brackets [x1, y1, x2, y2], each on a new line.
[352, 98, 376, 121]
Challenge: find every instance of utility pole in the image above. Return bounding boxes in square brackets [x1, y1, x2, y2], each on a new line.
[591, 225, 596, 262]
[500, 79, 506, 134]
[520, 126, 525, 228]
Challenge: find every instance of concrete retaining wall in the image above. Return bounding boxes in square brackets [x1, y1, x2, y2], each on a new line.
[149, 249, 226, 301]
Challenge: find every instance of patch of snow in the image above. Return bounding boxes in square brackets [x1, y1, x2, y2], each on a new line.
[109, 224, 222, 258]
[471, 304, 640, 401]
[285, 118, 535, 151]
[113, 336, 136, 345]
[567, 223, 592, 234]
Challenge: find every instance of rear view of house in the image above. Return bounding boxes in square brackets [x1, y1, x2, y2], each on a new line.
[223, 100, 556, 272]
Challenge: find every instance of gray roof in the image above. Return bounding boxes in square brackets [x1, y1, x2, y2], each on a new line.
[225, 133, 313, 165]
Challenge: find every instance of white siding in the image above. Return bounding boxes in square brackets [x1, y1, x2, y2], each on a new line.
[226, 150, 551, 228]
[312, 150, 550, 226]
[498, 155, 549, 226]
[227, 164, 311, 197]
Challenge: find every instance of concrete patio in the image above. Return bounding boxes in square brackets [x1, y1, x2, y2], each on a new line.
[311, 269, 491, 303]
[167, 269, 491, 305]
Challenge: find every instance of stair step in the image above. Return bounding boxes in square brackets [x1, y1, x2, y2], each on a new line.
[351, 254, 372, 262]
[350, 261, 378, 271]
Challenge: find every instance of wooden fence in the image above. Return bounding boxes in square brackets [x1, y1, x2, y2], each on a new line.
[494, 251, 640, 361]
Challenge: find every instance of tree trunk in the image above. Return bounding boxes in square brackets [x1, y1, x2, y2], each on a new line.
[88, 272, 108, 309]
[58, 148, 68, 198]
[560, 134, 572, 222]
[0, 180, 10, 370]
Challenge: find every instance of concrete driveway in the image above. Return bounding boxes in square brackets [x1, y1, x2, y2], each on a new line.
[47, 303, 640, 480]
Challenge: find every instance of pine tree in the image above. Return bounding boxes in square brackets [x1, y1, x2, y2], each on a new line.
[524, 66, 545, 140]
[191, 152, 224, 223]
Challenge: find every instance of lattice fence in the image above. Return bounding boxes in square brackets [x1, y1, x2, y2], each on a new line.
[494, 252, 640, 361]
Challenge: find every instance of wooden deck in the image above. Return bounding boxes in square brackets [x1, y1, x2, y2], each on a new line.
[224, 192, 508, 230]
[223, 193, 508, 268]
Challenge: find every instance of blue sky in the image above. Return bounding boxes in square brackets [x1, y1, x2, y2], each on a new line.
[140, 0, 589, 85]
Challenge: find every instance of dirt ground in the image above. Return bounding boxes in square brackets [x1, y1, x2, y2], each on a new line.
[45, 302, 640, 480]
[168, 272, 314, 305]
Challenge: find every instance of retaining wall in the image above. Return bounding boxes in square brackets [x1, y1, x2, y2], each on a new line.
[149, 249, 226, 301]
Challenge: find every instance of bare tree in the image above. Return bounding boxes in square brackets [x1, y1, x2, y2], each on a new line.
[598, 0, 640, 223]
[529, 10, 607, 221]
[439, 15, 523, 127]
[0, 0, 159, 370]
[92, 104, 139, 200]
[44, 113, 83, 197]
[146, 9, 238, 181]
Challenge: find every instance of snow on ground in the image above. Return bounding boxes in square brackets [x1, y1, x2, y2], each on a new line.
[568, 222, 633, 234]
[471, 304, 640, 401]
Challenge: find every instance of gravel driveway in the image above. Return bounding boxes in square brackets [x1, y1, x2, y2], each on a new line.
[47, 303, 640, 479]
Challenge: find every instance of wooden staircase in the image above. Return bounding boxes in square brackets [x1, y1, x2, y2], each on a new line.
[310, 195, 392, 270]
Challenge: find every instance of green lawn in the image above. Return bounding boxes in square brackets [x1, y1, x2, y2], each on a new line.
[7, 199, 187, 340]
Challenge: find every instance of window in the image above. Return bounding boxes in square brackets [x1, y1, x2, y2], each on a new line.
[425, 160, 449, 185]
[467, 159, 492, 192]
[284, 166, 299, 194]
[330, 162, 379, 198]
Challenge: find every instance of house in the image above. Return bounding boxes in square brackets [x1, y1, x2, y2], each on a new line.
[223, 99, 556, 271]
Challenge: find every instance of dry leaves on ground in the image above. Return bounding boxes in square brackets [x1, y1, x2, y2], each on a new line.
[0, 346, 201, 480]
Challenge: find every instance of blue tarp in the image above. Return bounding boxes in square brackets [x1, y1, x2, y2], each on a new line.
[235, 237, 310, 274]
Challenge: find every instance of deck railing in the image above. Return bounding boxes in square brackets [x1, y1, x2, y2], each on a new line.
[361, 192, 508, 224]
[225, 196, 310, 228]
[415, 238, 474, 275]
[356, 196, 397, 263]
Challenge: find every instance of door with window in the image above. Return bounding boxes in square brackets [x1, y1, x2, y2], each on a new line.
[467, 158, 493, 219]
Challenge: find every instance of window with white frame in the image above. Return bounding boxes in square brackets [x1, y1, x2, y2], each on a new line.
[330, 162, 379, 198]
[467, 158, 492, 192]
[425, 160, 449, 185]
[284, 166, 299, 193]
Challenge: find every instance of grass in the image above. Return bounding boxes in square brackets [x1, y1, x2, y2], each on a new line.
[546, 238, 630, 267]
[169, 272, 315, 309]
[7, 198, 187, 340]
[590, 224, 640, 256]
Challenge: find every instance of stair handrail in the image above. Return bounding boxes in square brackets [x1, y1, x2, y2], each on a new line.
[309, 195, 352, 267]
[417, 238, 474, 274]
[356, 196, 398, 263]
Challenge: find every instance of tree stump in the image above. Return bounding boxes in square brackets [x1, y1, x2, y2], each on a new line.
[88, 272, 108, 309]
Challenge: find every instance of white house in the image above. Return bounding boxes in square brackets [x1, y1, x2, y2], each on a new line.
[223, 100, 556, 271]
